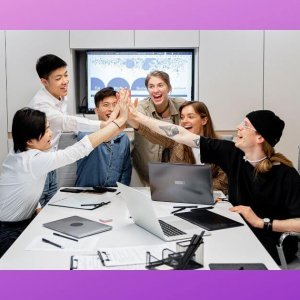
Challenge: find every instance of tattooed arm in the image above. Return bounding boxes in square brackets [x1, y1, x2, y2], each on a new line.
[129, 106, 200, 148]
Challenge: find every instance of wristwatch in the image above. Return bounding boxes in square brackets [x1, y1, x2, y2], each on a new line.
[263, 218, 273, 232]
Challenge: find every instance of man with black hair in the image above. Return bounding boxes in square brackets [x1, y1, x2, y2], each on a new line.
[28, 54, 115, 206]
[75, 87, 132, 187]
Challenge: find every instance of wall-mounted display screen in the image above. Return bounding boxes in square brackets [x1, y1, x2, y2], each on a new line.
[86, 50, 194, 111]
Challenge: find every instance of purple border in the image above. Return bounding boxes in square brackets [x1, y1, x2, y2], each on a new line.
[0, 0, 300, 29]
[1, 1, 300, 299]
[1, 270, 300, 299]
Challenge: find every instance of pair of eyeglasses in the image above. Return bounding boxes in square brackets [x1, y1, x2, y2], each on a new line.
[239, 121, 256, 131]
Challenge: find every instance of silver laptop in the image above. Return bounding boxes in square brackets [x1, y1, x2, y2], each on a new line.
[43, 216, 112, 238]
[149, 162, 214, 205]
[117, 182, 203, 242]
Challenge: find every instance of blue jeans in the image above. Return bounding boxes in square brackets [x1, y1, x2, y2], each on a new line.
[39, 170, 58, 207]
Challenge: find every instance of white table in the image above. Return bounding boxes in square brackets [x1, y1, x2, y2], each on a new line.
[0, 188, 280, 270]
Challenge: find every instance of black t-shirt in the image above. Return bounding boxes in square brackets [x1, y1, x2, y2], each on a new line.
[200, 137, 300, 263]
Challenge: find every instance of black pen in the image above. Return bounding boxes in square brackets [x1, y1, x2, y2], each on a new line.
[173, 205, 198, 209]
[53, 232, 78, 242]
[97, 251, 105, 266]
[81, 201, 111, 207]
[191, 206, 214, 211]
[42, 238, 63, 249]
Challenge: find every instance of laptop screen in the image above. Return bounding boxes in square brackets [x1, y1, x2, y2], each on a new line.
[149, 163, 214, 205]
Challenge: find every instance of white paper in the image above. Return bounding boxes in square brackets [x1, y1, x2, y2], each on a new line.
[25, 234, 99, 251]
[71, 244, 175, 270]
[49, 193, 115, 209]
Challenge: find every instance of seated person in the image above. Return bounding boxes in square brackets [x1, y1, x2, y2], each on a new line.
[0, 90, 129, 257]
[129, 101, 228, 194]
[75, 87, 132, 187]
[129, 105, 300, 265]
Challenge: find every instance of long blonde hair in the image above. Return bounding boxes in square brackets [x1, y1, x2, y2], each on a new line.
[255, 141, 293, 173]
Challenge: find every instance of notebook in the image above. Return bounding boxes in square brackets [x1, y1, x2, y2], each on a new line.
[175, 209, 244, 231]
[117, 182, 205, 242]
[43, 216, 112, 238]
[148, 162, 214, 205]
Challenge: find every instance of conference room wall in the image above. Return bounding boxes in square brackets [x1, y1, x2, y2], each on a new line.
[0, 31, 8, 165]
[0, 30, 299, 167]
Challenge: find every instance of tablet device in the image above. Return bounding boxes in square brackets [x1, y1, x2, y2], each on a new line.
[175, 209, 244, 231]
[43, 216, 112, 238]
[209, 263, 268, 270]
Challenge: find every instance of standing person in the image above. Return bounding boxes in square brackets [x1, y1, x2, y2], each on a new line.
[132, 70, 185, 185]
[129, 107, 300, 264]
[129, 101, 227, 194]
[0, 89, 129, 257]
[28, 54, 115, 206]
[75, 87, 132, 187]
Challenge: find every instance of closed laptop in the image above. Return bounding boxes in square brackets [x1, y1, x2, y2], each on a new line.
[43, 216, 112, 238]
[149, 162, 214, 205]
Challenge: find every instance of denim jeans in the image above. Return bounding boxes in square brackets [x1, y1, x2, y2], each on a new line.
[0, 218, 33, 258]
[39, 170, 58, 207]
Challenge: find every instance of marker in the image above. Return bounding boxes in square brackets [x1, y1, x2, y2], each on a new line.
[53, 232, 78, 242]
[173, 205, 198, 209]
[42, 238, 63, 249]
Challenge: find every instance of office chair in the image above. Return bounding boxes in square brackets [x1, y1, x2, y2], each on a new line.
[276, 145, 300, 269]
[276, 232, 300, 269]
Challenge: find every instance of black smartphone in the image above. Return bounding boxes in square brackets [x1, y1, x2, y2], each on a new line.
[60, 188, 82, 193]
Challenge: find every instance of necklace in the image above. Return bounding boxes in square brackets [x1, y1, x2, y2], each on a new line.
[243, 156, 267, 164]
[157, 104, 169, 116]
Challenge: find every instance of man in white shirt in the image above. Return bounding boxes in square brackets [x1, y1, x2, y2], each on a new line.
[28, 54, 112, 206]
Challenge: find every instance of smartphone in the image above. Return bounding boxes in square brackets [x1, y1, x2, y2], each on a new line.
[60, 188, 82, 193]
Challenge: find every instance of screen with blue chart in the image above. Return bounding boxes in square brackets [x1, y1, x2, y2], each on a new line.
[87, 50, 194, 110]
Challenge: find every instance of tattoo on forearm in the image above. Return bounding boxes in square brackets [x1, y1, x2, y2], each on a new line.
[193, 138, 200, 148]
[159, 125, 179, 137]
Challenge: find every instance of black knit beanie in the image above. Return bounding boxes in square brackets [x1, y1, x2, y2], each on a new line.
[246, 110, 285, 147]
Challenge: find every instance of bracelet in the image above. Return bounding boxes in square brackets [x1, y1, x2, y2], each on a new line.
[111, 121, 121, 128]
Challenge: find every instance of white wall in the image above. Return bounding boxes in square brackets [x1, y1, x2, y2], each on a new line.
[1, 30, 300, 167]
[264, 30, 300, 167]
[6, 31, 71, 131]
[199, 30, 264, 130]
[0, 31, 8, 165]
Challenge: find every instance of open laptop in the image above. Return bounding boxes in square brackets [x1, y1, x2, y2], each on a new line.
[117, 182, 203, 242]
[149, 162, 214, 205]
[43, 216, 112, 238]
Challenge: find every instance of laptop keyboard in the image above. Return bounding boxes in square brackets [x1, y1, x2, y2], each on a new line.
[158, 220, 186, 236]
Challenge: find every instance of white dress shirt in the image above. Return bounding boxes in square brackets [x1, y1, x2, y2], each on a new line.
[28, 88, 101, 150]
[0, 136, 93, 221]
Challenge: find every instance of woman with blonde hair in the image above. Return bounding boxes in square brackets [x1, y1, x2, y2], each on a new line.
[132, 70, 185, 185]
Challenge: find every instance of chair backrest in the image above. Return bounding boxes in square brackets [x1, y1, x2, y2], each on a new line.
[56, 132, 78, 188]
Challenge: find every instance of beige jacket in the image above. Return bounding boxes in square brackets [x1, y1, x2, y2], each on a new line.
[132, 97, 185, 184]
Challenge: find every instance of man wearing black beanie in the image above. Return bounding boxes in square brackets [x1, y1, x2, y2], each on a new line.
[130, 108, 300, 266]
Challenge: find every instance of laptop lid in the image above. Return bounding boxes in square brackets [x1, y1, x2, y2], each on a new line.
[117, 182, 192, 242]
[149, 163, 214, 205]
[43, 216, 112, 238]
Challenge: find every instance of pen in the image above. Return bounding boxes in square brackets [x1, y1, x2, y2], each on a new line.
[191, 206, 214, 211]
[173, 205, 198, 209]
[42, 238, 63, 249]
[81, 201, 111, 207]
[116, 192, 121, 195]
[97, 251, 105, 266]
[53, 232, 78, 242]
